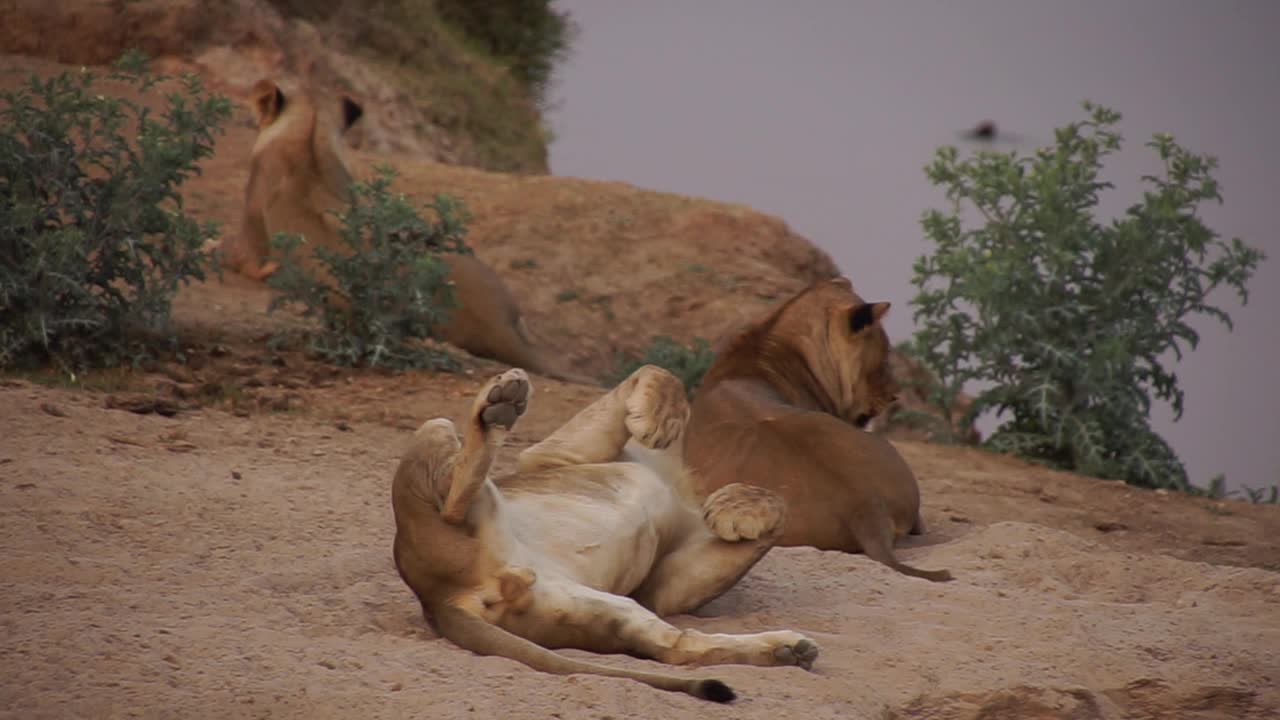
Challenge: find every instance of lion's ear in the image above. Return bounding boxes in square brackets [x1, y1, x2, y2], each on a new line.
[340, 96, 363, 131]
[251, 79, 285, 127]
[850, 302, 891, 333]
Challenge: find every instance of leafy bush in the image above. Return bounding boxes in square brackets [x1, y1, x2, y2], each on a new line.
[266, 165, 471, 370]
[0, 52, 230, 371]
[435, 0, 576, 105]
[610, 336, 715, 398]
[1205, 475, 1280, 505]
[907, 102, 1265, 490]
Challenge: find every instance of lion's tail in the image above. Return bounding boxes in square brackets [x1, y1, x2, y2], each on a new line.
[429, 603, 735, 703]
[509, 318, 599, 386]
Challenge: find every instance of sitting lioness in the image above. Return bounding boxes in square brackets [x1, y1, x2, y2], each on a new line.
[684, 278, 952, 582]
[219, 78, 588, 383]
[392, 365, 819, 702]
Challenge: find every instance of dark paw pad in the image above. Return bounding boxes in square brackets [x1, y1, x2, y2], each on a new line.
[774, 638, 819, 670]
[480, 372, 529, 430]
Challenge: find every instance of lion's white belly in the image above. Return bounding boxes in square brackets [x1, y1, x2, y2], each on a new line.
[501, 459, 683, 596]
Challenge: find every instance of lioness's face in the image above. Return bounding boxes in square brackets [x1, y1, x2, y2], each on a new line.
[844, 317, 898, 429]
[786, 279, 900, 428]
[248, 78, 364, 202]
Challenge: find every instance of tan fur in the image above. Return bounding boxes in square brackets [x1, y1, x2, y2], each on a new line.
[218, 78, 590, 384]
[392, 365, 820, 702]
[684, 278, 952, 582]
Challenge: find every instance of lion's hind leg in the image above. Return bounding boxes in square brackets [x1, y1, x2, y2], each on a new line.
[430, 601, 734, 703]
[501, 574, 816, 671]
[517, 365, 688, 472]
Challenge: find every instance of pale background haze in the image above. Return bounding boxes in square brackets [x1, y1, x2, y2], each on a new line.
[546, 1, 1279, 492]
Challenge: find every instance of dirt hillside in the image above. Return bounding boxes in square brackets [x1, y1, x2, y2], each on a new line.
[2, 46, 1278, 720]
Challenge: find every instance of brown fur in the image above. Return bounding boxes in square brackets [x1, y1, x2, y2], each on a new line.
[685, 278, 952, 582]
[392, 366, 821, 702]
[218, 78, 590, 384]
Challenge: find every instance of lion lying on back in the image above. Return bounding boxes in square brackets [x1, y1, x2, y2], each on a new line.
[392, 365, 819, 702]
[684, 278, 952, 582]
[218, 78, 587, 383]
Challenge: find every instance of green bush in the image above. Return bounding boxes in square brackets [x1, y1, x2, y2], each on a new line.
[907, 102, 1265, 490]
[0, 52, 230, 371]
[435, 0, 576, 105]
[610, 336, 715, 398]
[266, 165, 471, 370]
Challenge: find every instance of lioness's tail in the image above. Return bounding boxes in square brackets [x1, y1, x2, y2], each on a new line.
[858, 498, 953, 583]
[430, 603, 735, 703]
[508, 318, 599, 386]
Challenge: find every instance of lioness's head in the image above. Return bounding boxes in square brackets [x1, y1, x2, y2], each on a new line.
[701, 277, 900, 428]
[248, 77, 364, 203]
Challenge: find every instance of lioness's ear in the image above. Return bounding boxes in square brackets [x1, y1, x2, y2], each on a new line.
[341, 96, 363, 131]
[850, 302, 891, 332]
[251, 79, 285, 128]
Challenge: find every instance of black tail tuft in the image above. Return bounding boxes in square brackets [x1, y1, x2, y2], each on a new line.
[697, 679, 736, 703]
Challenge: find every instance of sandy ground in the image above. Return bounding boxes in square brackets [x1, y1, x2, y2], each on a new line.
[3, 376, 1278, 720]
[2, 48, 1279, 719]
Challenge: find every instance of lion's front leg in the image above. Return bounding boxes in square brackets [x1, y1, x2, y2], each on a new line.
[500, 577, 818, 670]
[632, 483, 787, 616]
[441, 368, 530, 523]
[517, 365, 688, 472]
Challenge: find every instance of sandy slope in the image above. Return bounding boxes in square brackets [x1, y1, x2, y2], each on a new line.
[3, 383, 1277, 720]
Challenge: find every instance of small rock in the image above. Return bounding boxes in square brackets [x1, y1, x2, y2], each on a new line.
[335, 420, 352, 432]
[1201, 538, 1246, 547]
[160, 363, 195, 384]
[40, 403, 67, 417]
[1094, 521, 1127, 533]
[209, 343, 231, 358]
[231, 471, 242, 480]
[105, 394, 181, 417]
[949, 515, 972, 524]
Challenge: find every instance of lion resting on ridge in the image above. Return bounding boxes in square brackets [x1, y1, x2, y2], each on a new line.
[218, 78, 588, 383]
[685, 278, 952, 582]
[392, 365, 819, 702]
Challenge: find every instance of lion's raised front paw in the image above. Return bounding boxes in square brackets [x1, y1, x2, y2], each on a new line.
[701, 482, 786, 542]
[477, 369, 530, 431]
[623, 366, 689, 449]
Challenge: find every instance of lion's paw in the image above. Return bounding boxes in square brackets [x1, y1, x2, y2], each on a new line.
[477, 369, 530, 431]
[496, 566, 537, 612]
[623, 366, 689, 449]
[769, 634, 819, 671]
[701, 483, 786, 542]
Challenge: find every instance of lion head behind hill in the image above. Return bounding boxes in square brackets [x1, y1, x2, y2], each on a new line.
[217, 78, 590, 384]
[685, 278, 952, 581]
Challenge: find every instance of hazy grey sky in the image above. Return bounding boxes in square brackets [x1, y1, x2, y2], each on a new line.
[547, 1, 1279, 492]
